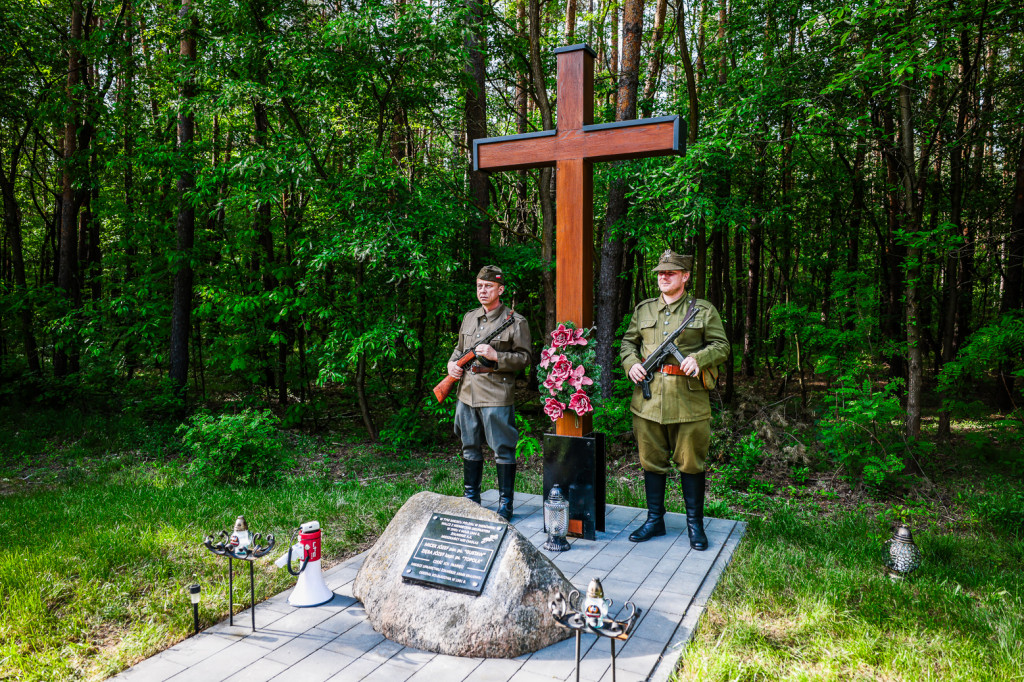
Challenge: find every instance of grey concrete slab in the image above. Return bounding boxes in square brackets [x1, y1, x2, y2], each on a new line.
[224, 658, 290, 682]
[110, 653, 188, 681]
[405, 653, 483, 681]
[277, 647, 355, 682]
[165, 641, 268, 681]
[114, 497, 745, 682]
[327, 656, 383, 681]
[262, 627, 337, 665]
[471, 656, 528, 681]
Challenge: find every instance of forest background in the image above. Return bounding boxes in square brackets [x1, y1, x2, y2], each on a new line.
[1, 0, 1023, 678]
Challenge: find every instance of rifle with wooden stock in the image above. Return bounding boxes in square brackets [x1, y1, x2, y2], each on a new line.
[432, 311, 516, 403]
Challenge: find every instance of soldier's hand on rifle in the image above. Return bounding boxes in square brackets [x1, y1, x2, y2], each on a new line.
[474, 344, 498, 362]
[628, 363, 648, 384]
[447, 361, 464, 379]
[681, 356, 700, 377]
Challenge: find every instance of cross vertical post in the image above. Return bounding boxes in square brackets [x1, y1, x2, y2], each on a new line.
[472, 44, 683, 437]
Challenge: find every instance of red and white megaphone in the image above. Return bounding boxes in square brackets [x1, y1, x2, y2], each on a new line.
[275, 520, 335, 607]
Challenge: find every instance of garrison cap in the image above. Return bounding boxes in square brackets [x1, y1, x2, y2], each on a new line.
[652, 250, 693, 273]
[477, 265, 505, 283]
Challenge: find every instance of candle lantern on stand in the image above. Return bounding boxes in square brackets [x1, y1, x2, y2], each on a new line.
[550, 577, 641, 682]
[202, 515, 275, 631]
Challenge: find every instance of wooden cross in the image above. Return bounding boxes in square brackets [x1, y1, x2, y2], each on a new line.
[474, 44, 683, 437]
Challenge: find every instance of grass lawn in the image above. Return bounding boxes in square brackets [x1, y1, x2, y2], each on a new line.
[1, 405, 1022, 681]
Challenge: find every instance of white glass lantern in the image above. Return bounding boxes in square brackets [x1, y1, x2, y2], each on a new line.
[543, 485, 570, 552]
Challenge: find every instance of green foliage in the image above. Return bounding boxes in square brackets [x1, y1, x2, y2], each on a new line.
[938, 313, 1024, 421]
[713, 431, 767, 492]
[179, 409, 293, 485]
[960, 479, 1024, 537]
[593, 376, 635, 436]
[514, 412, 541, 466]
[817, 376, 906, 487]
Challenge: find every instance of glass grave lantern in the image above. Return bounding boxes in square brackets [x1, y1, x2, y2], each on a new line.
[543, 484, 571, 552]
[885, 525, 922, 580]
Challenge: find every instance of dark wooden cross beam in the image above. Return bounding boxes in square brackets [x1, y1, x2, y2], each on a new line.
[474, 44, 683, 437]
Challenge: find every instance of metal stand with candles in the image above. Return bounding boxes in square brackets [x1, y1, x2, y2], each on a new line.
[202, 516, 276, 631]
[549, 579, 642, 682]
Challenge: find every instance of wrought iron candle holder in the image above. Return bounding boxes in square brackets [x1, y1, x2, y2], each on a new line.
[203, 516, 275, 631]
[884, 525, 922, 581]
[549, 578, 642, 682]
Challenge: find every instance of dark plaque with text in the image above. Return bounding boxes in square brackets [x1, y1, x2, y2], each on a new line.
[401, 514, 508, 595]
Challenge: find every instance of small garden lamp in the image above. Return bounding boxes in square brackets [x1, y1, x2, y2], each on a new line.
[188, 584, 201, 634]
[885, 525, 922, 580]
[543, 484, 570, 552]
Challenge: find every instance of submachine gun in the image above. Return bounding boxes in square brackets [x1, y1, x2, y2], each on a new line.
[637, 299, 702, 400]
[433, 311, 516, 403]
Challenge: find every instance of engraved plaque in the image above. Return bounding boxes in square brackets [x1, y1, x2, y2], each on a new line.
[401, 514, 508, 595]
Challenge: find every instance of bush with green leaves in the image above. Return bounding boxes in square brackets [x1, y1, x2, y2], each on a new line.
[714, 431, 767, 491]
[816, 376, 906, 487]
[515, 412, 542, 465]
[938, 312, 1024, 424]
[179, 409, 293, 485]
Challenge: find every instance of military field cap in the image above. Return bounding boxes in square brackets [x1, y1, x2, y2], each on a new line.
[477, 265, 505, 283]
[652, 250, 693, 273]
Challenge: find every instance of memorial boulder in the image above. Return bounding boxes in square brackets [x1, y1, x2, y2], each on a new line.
[353, 491, 573, 658]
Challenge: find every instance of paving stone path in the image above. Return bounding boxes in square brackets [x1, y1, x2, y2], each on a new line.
[113, 491, 745, 682]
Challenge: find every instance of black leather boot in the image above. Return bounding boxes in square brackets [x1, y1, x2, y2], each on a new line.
[496, 462, 516, 521]
[463, 458, 483, 504]
[628, 471, 667, 542]
[680, 472, 708, 550]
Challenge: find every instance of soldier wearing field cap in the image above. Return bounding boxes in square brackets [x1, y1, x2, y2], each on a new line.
[619, 250, 730, 548]
[447, 265, 532, 521]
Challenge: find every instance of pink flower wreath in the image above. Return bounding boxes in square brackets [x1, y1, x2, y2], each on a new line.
[535, 322, 600, 422]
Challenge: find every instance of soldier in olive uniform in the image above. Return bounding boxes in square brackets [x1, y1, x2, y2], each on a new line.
[447, 266, 532, 521]
[619, 251, 730, 549]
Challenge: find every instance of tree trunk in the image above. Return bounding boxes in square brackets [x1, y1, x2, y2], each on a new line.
[596, 0, 643, 399]
[676, 0, 699, 143]
[742, 138, 766, 376]
[465, 0, 490, 270]
[996, 137, 1024, 411]
[639, 0, 668, 119]
[168, 0, 197, 397]
[529, 0, 556, 335]
[56, 0, 84, 378]
[0, 126, 41, 374]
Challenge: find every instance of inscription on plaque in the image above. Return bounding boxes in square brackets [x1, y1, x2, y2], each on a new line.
[402, 514, 508, 595]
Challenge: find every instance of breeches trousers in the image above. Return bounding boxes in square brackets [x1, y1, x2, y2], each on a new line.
[454, 402, 517, 464]
[633, 415, 710, 475]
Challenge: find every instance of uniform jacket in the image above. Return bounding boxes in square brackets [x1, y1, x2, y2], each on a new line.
[619, 295, 730, 423]
[449, 303, 532, 407]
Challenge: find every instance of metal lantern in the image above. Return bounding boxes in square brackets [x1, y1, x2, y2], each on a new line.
[885, 525, 922, 580]
[543, 485, 571, 552]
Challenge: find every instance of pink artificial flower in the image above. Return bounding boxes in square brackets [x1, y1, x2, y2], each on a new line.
[539, 346, 559, 369]
[567, 389, 593, 416]
[569, 328, 589, 346]
[544, 398, 566, 421]
[568, 365, 594, 391]
[550, 355, 573, 382]
[550, 324, 573, 348]
[543, 373, 565, 396]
